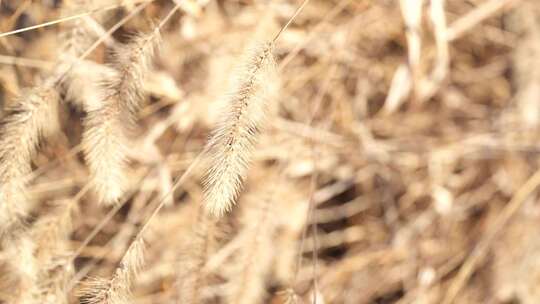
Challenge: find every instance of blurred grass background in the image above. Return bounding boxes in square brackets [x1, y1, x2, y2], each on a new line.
[1, 0, 540, 303]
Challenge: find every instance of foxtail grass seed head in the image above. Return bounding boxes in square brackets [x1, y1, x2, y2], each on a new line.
[83, 102, 129, 205]
[82, 32, 160, 205]
[202, 41, 279, 216]
[0, 87, 60, 231]
[112, 31, 162, 121]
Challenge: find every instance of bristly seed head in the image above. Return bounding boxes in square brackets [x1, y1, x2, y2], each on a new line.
[0, 87, 60, 231]
[82, 31, 161, 205]
[202, 41, 279, 217]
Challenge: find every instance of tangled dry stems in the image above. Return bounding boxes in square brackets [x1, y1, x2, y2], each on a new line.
[1, 0, 540, 304]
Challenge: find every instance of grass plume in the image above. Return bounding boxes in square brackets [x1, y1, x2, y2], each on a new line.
[202, 41, 278, 216]
[0, 87, 60, 231]
[82, 32, 160, 204]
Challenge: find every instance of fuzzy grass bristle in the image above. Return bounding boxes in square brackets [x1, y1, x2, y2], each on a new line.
[0, 87, 60, 230]
[111, 31, 162, 121]
[82, 103, 130, 205]
[82, 31, 161, 205]
[202, 41, 279, 216]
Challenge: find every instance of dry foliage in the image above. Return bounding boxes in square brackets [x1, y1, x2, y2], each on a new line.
[1, 0, 540, 303]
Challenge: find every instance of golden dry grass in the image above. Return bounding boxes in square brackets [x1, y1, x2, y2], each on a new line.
[0, 0, 539, 303]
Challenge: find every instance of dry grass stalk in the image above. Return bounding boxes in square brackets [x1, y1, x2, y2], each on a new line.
[417, 0, 449, 101]
[202, 41, 278, 216]
[510, 2, 540, 128]
[442, 169, 540, 304]
[446, 0, 521, 42]
[383, 0, 423, 112]
[0, 87, 60, 231]
[400, 0, 423, 76]
[0, 0, 137, 39]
